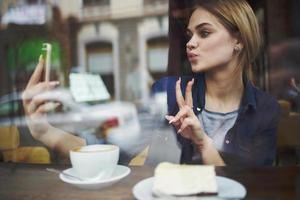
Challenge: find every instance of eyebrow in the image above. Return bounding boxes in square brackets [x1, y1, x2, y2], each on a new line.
[187, 23, 213, 32]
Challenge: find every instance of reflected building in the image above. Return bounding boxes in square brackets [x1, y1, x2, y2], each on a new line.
[0, 0, 170, 165]
[75, 0, 169, 104]
[0, 0, 169, 106]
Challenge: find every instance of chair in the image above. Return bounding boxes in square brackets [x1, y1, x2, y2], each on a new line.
[276, 100, 300, 165]
[0, 126, 51, 164]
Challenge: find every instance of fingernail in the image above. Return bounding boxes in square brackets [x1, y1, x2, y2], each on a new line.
[178, 129, 182, 133]
[44, 102, 60, 111]
[54, 102, 61, 107]
[188, 78, 194, 84]
[49, 81, 60, 87]
[165, 115, 170, 120]
[169, 119, 174, 124]
[39, 54, 43, 62]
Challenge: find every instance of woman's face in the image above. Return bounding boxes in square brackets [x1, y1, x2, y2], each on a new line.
[186, 7, 240, 73]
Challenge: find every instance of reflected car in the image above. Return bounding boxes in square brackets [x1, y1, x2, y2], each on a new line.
[0, 89, 141, 137]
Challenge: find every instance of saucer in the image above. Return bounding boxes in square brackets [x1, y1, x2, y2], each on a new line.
[133, 176, 246, 200]
[59, 165, 130, 190]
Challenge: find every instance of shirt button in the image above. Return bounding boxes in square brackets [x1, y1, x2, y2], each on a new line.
[225, 140, 230, 144]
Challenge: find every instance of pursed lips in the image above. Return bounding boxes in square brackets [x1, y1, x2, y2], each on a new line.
[187, 52, 199, 62]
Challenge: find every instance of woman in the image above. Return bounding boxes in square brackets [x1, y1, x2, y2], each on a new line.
[24, 0, 280, 165]
[162, 0, 280, 166]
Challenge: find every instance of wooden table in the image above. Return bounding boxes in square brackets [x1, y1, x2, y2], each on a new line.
[0, 163, 299, 200]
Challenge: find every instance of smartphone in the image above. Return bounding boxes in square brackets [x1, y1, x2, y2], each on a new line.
[42, 43, 52, 83]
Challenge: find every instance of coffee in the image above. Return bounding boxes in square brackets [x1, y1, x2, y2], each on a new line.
[70, 144, 119, 180]
[72, 145, 117, 153]
[72, 146, 83, 152]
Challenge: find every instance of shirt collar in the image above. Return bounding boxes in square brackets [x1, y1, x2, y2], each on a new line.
[239, 79, 257, 113]
[193, 73, 257, 114]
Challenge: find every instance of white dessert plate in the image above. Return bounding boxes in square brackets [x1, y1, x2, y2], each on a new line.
[59, 165, 130, 190]
[133, 176, 246, 200]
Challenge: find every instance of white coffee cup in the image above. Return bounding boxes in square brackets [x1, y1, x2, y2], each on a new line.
[70, 144, 119, 181]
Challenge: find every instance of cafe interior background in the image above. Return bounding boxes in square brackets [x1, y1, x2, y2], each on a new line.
[0, 0, 299, 166]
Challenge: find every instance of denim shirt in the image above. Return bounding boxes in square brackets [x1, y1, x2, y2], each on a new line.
[152, 73, 281, 166]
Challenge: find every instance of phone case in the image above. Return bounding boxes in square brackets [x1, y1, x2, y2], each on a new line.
[42, 43, 52, 83]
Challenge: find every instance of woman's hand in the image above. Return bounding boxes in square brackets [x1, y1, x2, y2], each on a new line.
[22, 56, 60, 140]
[165, 78, 208, 149]
[165, 78, 225, 165]
[22, 56, 86, 156]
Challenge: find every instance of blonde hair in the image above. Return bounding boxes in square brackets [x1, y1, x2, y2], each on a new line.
[191, 0, 261, 80]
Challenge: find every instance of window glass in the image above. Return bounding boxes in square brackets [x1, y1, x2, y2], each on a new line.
[83, 0, 109, 7]
[86, 41, 114, 98]
[147, 37, 168, 81]
[0, 0, 299, 168]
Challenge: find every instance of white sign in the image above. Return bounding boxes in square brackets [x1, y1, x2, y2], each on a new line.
[1, 5, 47, 25]
[69, 73, 111, 102]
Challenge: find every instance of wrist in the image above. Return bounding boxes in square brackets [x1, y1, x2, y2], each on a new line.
[192, 133, 213, 152]
[27, 121, 51, 141]
[203, 134, 213, 148]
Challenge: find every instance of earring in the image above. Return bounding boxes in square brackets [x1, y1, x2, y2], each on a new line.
[234, 46, 240, 52]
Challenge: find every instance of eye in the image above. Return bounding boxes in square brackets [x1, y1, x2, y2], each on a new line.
[198, 30, 210, 38]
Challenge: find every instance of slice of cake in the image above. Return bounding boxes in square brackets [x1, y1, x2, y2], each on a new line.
[152, 162, 218, 196]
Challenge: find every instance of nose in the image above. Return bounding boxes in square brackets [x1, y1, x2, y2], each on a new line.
[186, 35, 199, 50]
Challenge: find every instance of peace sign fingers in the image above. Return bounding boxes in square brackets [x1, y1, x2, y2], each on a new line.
[175, 78, 185, 109]
[175, 77, 194, 109]
[185, 78, 194, 108]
